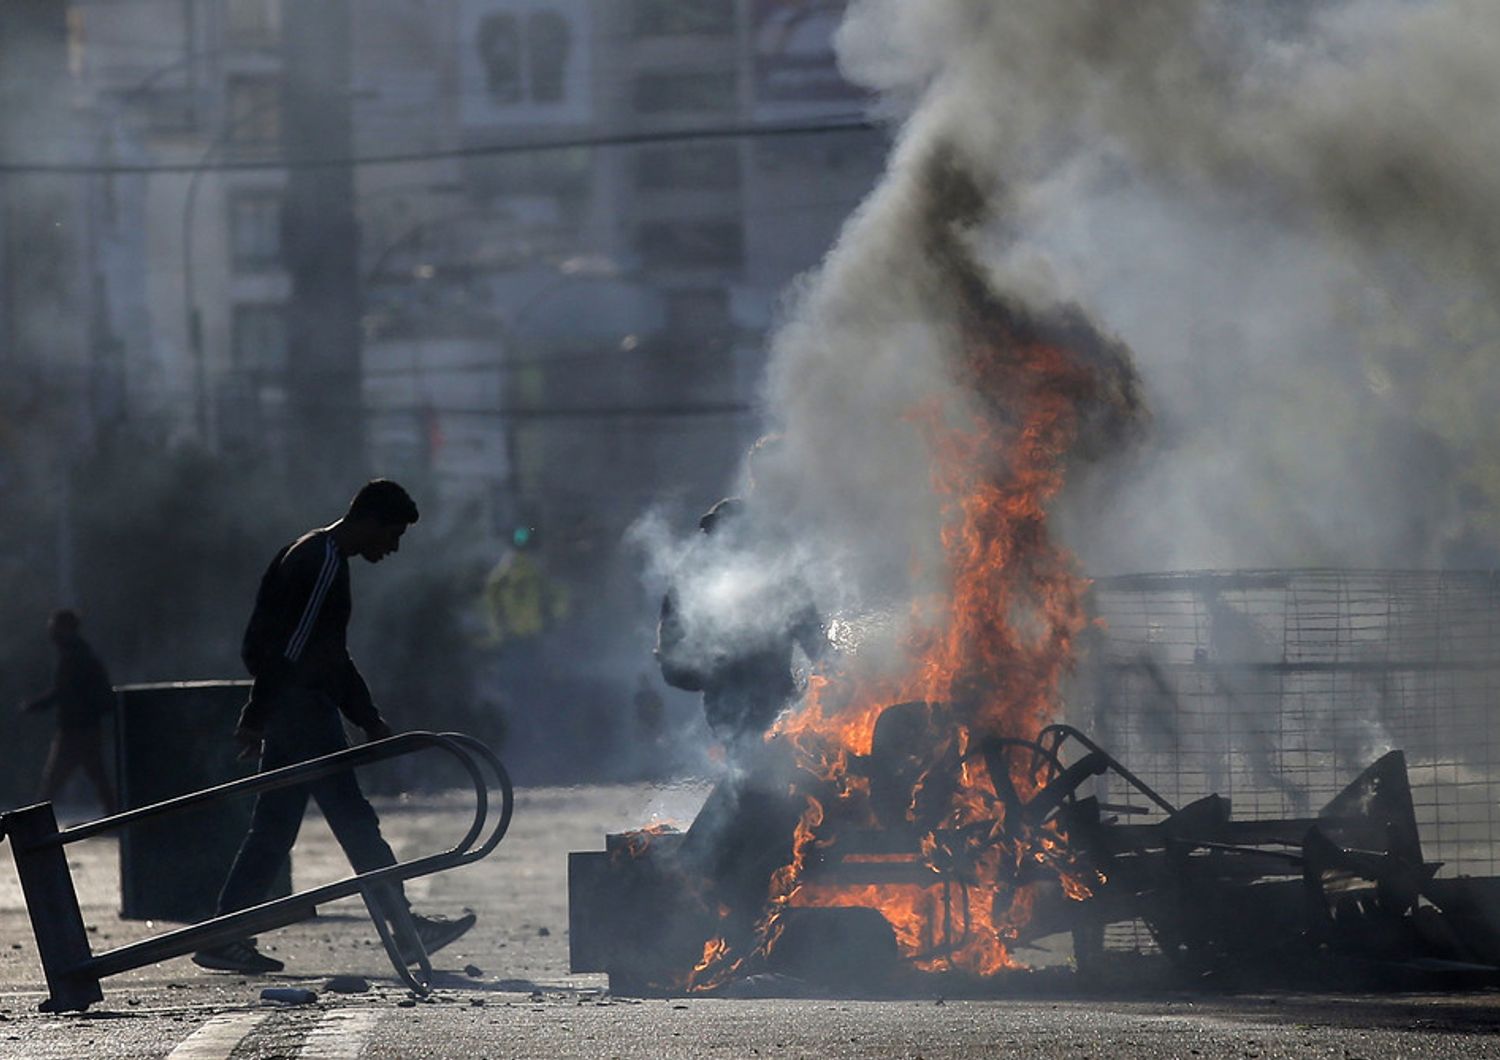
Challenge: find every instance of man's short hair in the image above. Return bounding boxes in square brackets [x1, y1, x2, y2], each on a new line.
[347, 479, 420, 525]
[50, 608, 81, 635]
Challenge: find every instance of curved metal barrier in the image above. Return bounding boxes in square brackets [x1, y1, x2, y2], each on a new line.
[0, 731, 513, 1012]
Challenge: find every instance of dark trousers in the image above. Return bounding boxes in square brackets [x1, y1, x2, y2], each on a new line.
[39, 724, 117, 816]
[216, 687, 406, 918]
[702, 660, 797, 747]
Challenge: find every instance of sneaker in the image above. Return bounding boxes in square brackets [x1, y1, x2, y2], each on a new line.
[192, 938, 284, 974]
[396, 912, 477, 965]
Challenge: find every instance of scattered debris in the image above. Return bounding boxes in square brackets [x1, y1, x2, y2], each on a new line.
[463, 964, 484, 978]
[571, 715, 1500, 996]
[260, 987, 318, 1005]
[721, 974, 808, 999]
[324, 976, 370, 994]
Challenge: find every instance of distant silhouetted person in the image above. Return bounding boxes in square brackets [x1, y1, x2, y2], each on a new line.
[192, 479, 475, 976]
[20, 609, 117, 816]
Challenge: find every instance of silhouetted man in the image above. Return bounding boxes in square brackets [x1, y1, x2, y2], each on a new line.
[192, 479, 475, 975]
[20, 609, 117, 816]
[656, 436, 827, 753]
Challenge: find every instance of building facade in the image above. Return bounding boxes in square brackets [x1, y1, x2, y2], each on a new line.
[46, 0, 882, 690]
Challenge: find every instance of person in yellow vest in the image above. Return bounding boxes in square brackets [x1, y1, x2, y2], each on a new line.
[481, 527, 570, 645]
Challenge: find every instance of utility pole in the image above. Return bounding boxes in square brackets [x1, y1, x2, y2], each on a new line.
[0, 1, 73, 373]
[0, 2, 83, 606]
[282, 1, 365, 501]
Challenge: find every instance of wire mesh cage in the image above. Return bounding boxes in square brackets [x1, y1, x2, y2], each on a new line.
[1069, 569, 1500, 878]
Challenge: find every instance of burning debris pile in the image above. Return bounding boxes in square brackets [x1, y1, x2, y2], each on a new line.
[571, 719, 1500, 996]
[578, 562, 1500, 996]
[589, 2, 1500, 999]
[644, 154, 1144, 991]
[576, 142, 1500, 1002]
[574, 147, 1158, 993]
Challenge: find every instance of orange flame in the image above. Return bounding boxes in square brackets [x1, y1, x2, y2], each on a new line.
[685, 317, 1112, 989]
[616, 822, 680, 860]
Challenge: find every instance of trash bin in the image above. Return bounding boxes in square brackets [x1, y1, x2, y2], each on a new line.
[116, 681, 291, 921]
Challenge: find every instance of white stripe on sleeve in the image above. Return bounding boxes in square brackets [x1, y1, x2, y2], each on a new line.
[284, 537, 338, 661]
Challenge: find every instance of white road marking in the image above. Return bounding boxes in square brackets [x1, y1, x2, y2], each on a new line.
[164, 1012, 268, 1060]
[298, 1009, 380, 1059]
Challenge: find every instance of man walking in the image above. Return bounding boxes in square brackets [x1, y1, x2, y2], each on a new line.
[192, 479, 475, 975]
[21, 609, 118, 816]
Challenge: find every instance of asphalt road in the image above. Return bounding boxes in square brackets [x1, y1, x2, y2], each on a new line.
[2, 782, 1500, 1059]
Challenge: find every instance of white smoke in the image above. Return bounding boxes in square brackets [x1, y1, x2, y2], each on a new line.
[833, 0, 1500, 573]
[644, 0, 1500, 713]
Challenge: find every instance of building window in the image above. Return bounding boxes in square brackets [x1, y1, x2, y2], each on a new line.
[631, 0, 733, 37]
[638, 219, 743, 271]
[476, 9, 573, 105]
[226, 76, 280, 146]
[228, 191, 281, 271]
[232, 304, 287, 373]
[633, 72, 735, 114]
[225, 0, 281, 48]
[477, 13, 521, 102]
[636, 145, 741, 191]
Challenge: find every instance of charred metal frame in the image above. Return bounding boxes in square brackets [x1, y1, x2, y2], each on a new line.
[1012, 726, 1491, 983]
[1080, 569, 1500, 877]
[570, 570, 1500, 994]
[0, 731, 513, 1013]
[571, 718, 1500, 992]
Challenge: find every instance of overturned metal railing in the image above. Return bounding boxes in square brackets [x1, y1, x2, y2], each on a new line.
[0, 731, 513, 1012]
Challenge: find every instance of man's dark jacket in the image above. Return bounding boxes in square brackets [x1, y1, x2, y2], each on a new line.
[237, 529, 383, 733]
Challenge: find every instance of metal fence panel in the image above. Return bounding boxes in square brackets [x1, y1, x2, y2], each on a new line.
[1072, 569, 1500, 877]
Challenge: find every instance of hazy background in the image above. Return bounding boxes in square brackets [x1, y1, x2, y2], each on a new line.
[635, 0, 1500, 726]
[2, 0, 1497, 805]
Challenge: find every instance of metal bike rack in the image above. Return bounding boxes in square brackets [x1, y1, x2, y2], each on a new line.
[0, 731, 513, 1013]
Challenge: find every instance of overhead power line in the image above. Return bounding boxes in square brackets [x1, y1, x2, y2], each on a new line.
[367, 400, 754, 421]
[0, 116, 881, 176]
